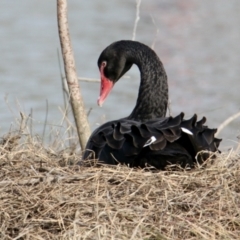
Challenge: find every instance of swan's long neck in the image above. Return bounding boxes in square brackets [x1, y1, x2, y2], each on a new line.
[126, 42, 168, 122]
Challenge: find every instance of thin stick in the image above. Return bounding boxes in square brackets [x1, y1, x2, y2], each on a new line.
[167, 99, 172, 117]
[132, 0, 141, 41]
[78, 77, 100, 83]
[87, 107, 93, 117]
[78, 76, 131, 83]
[30, 108, 33, 137]
[57, 48, 70, 101]
[42, 99, 48, 141]
[150, 15, 159, 50]
[57, 48, 72, 146]
[216, 111, 240, 137]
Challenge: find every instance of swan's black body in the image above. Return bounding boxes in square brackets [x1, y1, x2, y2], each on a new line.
[82, 40, 221, 169]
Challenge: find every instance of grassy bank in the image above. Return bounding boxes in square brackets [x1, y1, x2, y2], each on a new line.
[0, 131, 240, 240]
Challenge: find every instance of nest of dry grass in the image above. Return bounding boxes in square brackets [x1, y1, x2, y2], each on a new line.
[0, 132, 240, 240]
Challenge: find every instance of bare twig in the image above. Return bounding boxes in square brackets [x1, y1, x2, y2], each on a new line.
[151, 15, 159, 50]
[78, 77, 100, 83]
[19, 112, 28, 134]
[29, 108, 33, 137]
[167, 99, 172, 117]
[78, 76, 130, 83]
[57, 48, 70, 101]
[42, 99, 48, 141]
[87, 107, 93, 117]
[57, 0, 91, 149]
[132, 0, 141, 41]
[57, 49, 73, 146]
[216, 111, 240, 137]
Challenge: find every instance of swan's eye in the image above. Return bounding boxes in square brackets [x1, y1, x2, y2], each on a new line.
[102, 61, 107, 67]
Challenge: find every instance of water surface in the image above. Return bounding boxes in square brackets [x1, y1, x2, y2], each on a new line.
[0, 0, 239, 150]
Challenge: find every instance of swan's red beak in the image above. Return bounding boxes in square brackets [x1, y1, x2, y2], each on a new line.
[97, 62, 114, 107]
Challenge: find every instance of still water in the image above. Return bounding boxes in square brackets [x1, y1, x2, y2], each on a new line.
[0, 0, 240, 150]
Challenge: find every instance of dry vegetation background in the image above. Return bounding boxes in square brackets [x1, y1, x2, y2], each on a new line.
[0, 125, 240, 240]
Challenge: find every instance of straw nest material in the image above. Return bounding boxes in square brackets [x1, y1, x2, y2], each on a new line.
[0, 132, 240, 240]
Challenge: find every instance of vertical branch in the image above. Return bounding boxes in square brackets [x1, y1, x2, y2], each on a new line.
[57, 0, 91, 150]
[132, 0, 141, 41]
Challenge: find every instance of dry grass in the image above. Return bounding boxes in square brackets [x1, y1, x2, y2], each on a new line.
[0, 131, 240, 240]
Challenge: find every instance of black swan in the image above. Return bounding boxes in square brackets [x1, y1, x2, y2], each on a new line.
[81, 40, 221, 169]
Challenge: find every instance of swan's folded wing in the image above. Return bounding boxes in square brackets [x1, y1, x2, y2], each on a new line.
[81, 113, 221, 168]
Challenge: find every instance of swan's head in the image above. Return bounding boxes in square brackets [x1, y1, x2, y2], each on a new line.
[97, 41, 133, 106]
